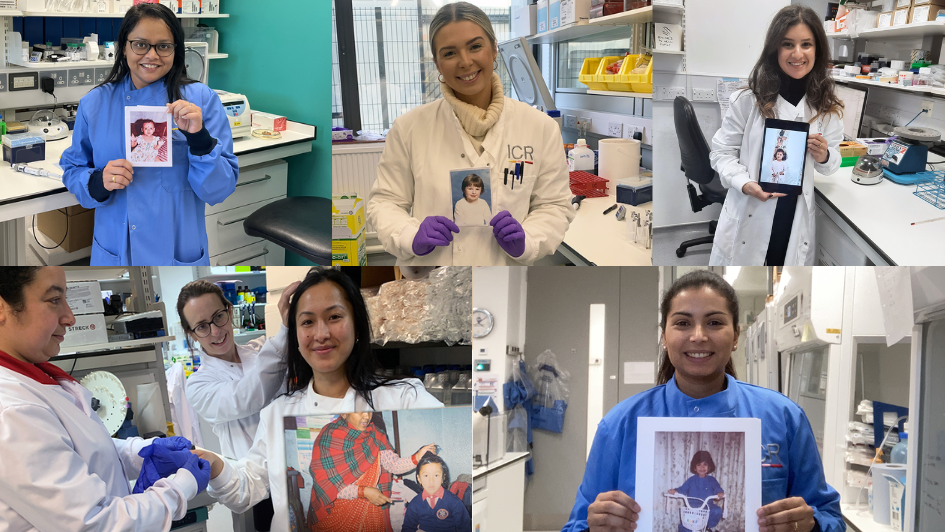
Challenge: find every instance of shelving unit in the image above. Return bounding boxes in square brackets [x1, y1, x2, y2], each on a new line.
[827, 21, 945, 40]
[526, 6, 648, 45]
[587, 89, 652, 98]
[6, 10, 227, 18]
[835, 75, 945, 98]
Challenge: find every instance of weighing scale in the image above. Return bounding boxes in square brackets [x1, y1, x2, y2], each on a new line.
[881, 126, 941, 184]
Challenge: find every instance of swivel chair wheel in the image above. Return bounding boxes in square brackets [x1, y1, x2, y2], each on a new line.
[676, 247, 687, 258]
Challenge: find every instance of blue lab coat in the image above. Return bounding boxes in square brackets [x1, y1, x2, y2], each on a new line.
[562, 374, 844, 532]
[61, 76, 238, 265]
[401, 489, 471, 532]
[674, 474, 724, 532]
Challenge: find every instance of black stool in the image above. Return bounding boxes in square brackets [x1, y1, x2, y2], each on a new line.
[243, 196, 332, 265]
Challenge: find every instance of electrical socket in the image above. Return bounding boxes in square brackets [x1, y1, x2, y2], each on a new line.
[608, 122, 623, 137]
[576, 117, 592, 132]
[692, 88, 715, 101]
[922, 100, 934, 113]
[661, 86, 685, 101]
[564, 114, 577, 129]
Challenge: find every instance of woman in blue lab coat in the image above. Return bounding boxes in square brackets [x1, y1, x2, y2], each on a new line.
[563, 270, 844, 532]
[61, 3, 238, 266]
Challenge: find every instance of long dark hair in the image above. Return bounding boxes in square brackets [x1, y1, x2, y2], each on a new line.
[99, 3, 196, 102]
[0, 267, 42, 314]
[284, 268, 402, 409]
[744, 5, 842, 123]
[657, 270, 739, 385]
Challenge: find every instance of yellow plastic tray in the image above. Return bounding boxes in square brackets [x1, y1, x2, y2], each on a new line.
[619, 53, 653, 94]
[597, 55, 634, 92]
[578, 57, 608, 91]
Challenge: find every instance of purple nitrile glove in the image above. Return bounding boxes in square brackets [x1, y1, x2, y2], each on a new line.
[133, 443, 197, 494]
[490, 211, 526, 258]
[150, 436, 192, 452]
[412, 216, 460, 256]
[180, 452, 212, 494]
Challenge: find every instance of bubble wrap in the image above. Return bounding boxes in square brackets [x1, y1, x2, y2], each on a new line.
[367, 267, 472, 345]
[423, 266, 472, 345]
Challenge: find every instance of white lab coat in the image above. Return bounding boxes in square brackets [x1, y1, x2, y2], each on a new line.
[0, 364, 199, 532]
[185, 326, 288, 460]
[207, 379, 443, 532]
[367, 97, 575, 265]
[709, 90, 843, 266]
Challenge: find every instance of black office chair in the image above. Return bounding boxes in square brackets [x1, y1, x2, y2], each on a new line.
[243, 196, 332, 265]
[673, 96, 729, 258]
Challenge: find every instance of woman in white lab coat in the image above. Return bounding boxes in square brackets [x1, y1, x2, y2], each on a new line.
[709, 5, 844, 266]
[193, 267, 442, 532]
[0, 267, 211, 532]
[367, 1, 574, 266]
[179, 279, 299, 531]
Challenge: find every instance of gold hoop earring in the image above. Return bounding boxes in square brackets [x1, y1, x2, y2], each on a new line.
[438, 74, 445, 83]
[494, 60, 499, 70]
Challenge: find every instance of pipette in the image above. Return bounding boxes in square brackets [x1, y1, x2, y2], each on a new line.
[11, 163, 62, 180]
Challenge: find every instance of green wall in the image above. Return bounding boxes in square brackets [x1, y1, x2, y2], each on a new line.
[210, 0, 330, 266]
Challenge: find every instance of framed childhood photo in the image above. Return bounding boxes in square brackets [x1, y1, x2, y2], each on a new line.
[635, 417, 761, 532]
[449, 167, 492, 227]
[284, 407, 471, 532]
[125, 106, 173, 167]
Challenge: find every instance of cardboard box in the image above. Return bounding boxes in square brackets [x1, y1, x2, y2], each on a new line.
[60, 313, 108, 349]
[896, 0, 913, 6]
[512, 4, 537, 38]
[550, 0, 561, 30]
[893, 7, 911, 25]
[537, 0, 548, 32]
[878, 11, 894, 27]
[332, 229, 366, 266]
[590, 2, 624, 18]
[910, 2, 945, 21]
[251, 112, 287, 132]
[332, 195, 365, 239]
[36, 206, 94, 253]
[66, 281, 105, 315]
[560, 0, 592, 26]
[839, 141, 868, 158]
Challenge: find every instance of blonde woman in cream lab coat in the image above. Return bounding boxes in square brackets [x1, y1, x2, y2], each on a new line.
[367, 2, 574, 266]
[709, 5, 844, 266]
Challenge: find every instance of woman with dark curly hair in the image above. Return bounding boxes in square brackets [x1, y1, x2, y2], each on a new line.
[709, 5, 844, 266]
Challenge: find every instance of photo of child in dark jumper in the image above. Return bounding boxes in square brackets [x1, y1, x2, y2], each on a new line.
[666, 450, 725, 532]
[401, 454, 471, 532]
[453, 173, 492, 227]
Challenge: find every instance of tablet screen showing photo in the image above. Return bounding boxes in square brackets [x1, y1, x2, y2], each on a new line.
[758, 118, 808, 195]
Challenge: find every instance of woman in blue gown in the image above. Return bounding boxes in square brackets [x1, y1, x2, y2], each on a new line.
[562, 270, 844, 532]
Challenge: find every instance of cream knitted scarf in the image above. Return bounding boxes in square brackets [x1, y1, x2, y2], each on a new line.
[440, 72, 505, 155]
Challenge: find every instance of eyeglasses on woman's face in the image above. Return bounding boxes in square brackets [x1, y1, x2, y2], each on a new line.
[128, 40, 176, 57]
[190, 308, 230, 338]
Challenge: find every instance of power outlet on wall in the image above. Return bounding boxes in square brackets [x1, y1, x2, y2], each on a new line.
[661, 86, 685, 101]
[922, 100, 935, 113]
[564, 114, 577, 129]
[608, 122, 623, 137]
[692, 88, 715, 101]
[576, 117, 592, 132]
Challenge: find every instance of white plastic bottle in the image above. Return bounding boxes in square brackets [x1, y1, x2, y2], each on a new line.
[568, 138, 595, 172]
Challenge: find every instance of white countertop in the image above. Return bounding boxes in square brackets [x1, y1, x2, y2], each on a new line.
[0, 119, 315, 223]
[840, 503, 899, 532]
[813, 164, 945, 266]
[472, 451, 530, 480]
[560, 184, 653, 266]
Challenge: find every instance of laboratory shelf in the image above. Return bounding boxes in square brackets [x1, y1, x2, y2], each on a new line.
[840, 503, 899, 532]
[15, 11, 228, 18]
[7, 59, 114, 69]
[834, 75, 945, 98]
[652, 3, 685, 14]
[829, 21, 945, 40]
[208, 53, 228, 60]
[587, 89, 652, 98]
[526, 6, 649, 45]
[371, 341, 471, 350]
[59, 335, 176, 356]
[652, 50, 685, 54]
[0, 9, 23, 16]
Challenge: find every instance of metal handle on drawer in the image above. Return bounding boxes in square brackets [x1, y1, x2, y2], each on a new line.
[236, 174, 272, 187]
[223, 249, 269, 266]
[218, 217, 248, 226]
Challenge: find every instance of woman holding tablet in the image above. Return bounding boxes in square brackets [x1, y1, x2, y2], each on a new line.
[709, 5, 843, 266]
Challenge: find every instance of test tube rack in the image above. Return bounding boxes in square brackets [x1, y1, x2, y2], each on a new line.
[569, 171, 609, 198]
[913, 171, 945, 210]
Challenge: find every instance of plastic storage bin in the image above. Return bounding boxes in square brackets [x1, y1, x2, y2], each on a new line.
[597, 55, 634, 92]
[619, 53, 653, 93]
[616, 177, 653, 205]
[579, 57, 608, 90]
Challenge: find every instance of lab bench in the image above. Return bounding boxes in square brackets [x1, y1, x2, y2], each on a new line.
[813, 165, 945, 266]
[0, 119, 316, 265]
[472, 452, 530, 532]
[560, 185, 653, 266]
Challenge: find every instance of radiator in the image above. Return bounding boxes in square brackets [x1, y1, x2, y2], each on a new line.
[332, 143, 385, 237]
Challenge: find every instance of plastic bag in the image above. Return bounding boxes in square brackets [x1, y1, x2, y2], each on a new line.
[368, 267, 471, 345]
[631, 52, 652, 75]
[528, 349, 570, 433]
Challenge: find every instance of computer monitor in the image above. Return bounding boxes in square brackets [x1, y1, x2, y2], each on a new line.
[497, 37, 557, 112]
[835, 84, 867, 141]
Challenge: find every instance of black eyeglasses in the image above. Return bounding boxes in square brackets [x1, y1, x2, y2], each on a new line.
[190, 308, 230, 338]
[128, 40, 176, 57]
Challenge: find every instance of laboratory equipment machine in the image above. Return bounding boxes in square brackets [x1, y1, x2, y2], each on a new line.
[183, 41, 209, 85]
[27, 110, 69, 141]
[745, 302, 779, 391]
[79, 371, 129, 437]
[881, 126, 941, 181]
[851, 154, 884, 186]
[497, 37, 556, 112]
[215, 90, 252, 139]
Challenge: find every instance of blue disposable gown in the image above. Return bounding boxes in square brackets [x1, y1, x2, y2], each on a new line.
[61, 76, 238, 265]
[562, 374, 844, 532]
